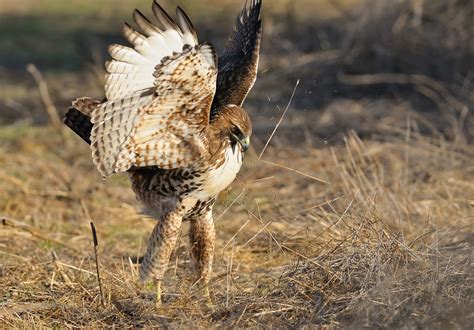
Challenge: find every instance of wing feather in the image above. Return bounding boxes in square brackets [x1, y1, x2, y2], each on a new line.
[211, 0, 262, 120]
[105, 3, 199, 101]
[133, 9, 162, 36]
[91, 44, 217, 177]
[176, 6, 198, 45]
[108, 44, 153, 65]
[152, 1, 180, 31]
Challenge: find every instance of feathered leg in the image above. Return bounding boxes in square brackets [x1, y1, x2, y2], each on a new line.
[188, 200, 215, 302]
[140, 208, 184, 306]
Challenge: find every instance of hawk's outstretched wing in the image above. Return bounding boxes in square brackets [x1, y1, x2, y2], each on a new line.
[91, 44, 217, 177]
[64, 1, 261, 176]
[64, 2, 200, 145]
[105, 2, 199, 101]
[82, 3, 217, 177]
[211, 0, 262, 121]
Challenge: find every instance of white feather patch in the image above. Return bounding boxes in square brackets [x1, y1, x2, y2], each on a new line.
[198, 145, 243, 199]
[105, 6, 199, 101]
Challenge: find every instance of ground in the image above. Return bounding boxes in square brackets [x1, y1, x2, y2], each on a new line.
[0, 0, 473, 328]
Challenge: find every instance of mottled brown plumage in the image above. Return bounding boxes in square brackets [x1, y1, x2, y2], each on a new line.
[63, 0, 262, 304]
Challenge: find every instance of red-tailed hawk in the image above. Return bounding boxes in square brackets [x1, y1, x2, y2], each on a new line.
[64, 0, 262, 304]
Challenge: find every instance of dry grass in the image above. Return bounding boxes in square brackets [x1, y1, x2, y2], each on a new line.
[1, 0, 473, 327]
[1, 122, 472, 327]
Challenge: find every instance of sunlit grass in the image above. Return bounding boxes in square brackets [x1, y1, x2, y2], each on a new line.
[1, 124, 471, 327]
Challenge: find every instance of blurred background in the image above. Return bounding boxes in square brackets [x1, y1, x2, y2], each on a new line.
[0, 0, 472, 327]
[1, 0, 472, 142]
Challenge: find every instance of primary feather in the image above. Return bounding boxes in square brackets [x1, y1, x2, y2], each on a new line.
[105, 3, 199, 101]
[211, 0, 262, 120]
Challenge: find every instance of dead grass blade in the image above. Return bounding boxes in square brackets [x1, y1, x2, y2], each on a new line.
[258, 79, 300, 160]
[26, 64, 61, 127]
[259, 159, 331, 185]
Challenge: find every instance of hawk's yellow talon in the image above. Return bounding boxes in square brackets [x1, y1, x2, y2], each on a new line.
[203, 286, 213, 306]
[155, 281, 162, 307]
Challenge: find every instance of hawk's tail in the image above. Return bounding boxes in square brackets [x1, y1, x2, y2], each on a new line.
[63, 97, 100, 145]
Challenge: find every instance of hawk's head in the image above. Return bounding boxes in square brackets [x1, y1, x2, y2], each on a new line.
[214, 105, 252, 152]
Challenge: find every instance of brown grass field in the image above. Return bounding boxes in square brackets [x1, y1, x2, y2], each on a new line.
[1, 0, 473, 328]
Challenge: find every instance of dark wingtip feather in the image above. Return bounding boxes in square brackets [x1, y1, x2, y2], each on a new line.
[240, 0, 262, 23]
[176, 6, 198, 41]
[229, 0, 262, 55]
[210, 0, 263, 119]
[133, 9, 162, 35]
[152, 1, 180, 31]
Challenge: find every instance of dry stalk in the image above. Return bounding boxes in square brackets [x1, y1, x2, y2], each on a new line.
[260, 159, 331, 185]
[90, 221, 106, 307]
[26, 64, 61, 127]
[51, 250, 73, 286]
[259, 79, 299, 160]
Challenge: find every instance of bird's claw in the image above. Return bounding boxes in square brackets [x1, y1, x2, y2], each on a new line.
[202, 285, 214, 308]
[155, 280, 162, 307]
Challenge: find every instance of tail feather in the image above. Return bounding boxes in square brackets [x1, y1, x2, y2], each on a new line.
[64, 97, 101, 144]
[64, 107, 93, 144]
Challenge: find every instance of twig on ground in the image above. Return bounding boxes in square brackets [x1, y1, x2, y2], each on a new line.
[90, 221, 106, 307]
[51, 250, 73, 286]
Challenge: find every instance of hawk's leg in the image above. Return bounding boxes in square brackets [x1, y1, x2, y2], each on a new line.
[140, 208, 184, 306]
[188, 201, 215, 303]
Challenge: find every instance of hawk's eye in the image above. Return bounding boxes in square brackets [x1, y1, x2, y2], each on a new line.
[231, 126, 244, 140]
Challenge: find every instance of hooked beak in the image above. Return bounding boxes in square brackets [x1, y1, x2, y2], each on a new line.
[231, 134, 250, 152]
[239, 136, 250, 152]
